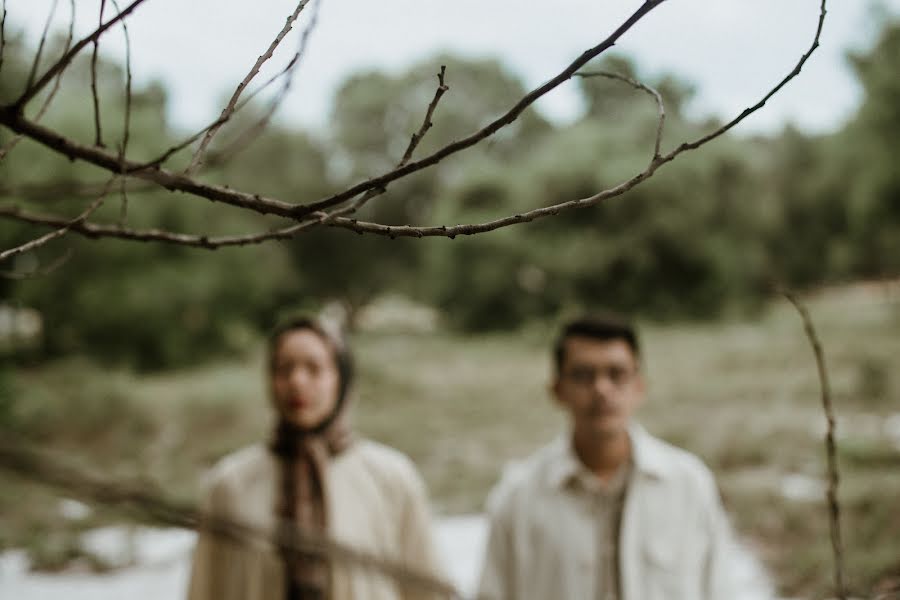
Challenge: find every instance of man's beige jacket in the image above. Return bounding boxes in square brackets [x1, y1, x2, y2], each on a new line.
[186, 439, 444, 600]
[477, 424, 772, 600]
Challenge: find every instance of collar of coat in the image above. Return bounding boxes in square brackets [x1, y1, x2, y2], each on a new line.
[545, 422, 669, 489]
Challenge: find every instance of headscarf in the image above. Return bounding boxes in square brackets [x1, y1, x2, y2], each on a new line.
[266, 316, 355, 600]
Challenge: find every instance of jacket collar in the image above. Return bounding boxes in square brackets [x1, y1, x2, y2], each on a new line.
[546, 421, 668, 489]
[627, 422, 669, 480]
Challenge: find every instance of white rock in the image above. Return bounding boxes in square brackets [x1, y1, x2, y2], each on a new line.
[57, 498, 92, 521]
[779, 473, 827, 502]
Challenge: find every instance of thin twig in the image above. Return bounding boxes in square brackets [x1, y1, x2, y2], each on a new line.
[91, 0, 107, 147]
[133, 114, 233, 170]
[340, 66, 448, 217]
[668, 0, 828, 159]
[0, 0, 75, 160]
[0, 177, 116, 262]
[783, 291, 847, 600]
[0, 436, 462, 600]
[184, 0, 311, 175]
[118, 2, 132, 160]
[576, 70, 666, 162]
[325, 165, 657, 239]
[136, 55, 310, 171]
[343, 187, 385, 216]
[204, 0, 322, 169]
[110, 0, 133, 222]
[0, 200, 356, 249]
[116, 177, 130, 224]
[34, 0, 77, 124]
[398, 65, 449, 168]
[0, 0, 8, 75]
[0, 247, 73, 279]
[12, 0, 149, 110]
[23, 0, 60, 93]
[132, 7, 318, 173]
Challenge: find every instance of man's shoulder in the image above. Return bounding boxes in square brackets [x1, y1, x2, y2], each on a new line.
[485, 439, 563, 514]
[634, 426, 719, 497]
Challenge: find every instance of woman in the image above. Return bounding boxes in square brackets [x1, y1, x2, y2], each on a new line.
[187, 315, 446, 600]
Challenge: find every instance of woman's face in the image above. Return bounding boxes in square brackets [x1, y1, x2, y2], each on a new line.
[270, 328, 341, 429]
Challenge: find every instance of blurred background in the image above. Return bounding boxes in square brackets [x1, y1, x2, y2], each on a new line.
[1, 1, 899, 598]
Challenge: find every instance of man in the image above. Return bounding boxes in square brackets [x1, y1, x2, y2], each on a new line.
[477, 314, 768, 600]
[187, 315, 446, 600]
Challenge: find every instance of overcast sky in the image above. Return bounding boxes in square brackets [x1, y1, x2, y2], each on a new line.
[6, 0, 898, 135]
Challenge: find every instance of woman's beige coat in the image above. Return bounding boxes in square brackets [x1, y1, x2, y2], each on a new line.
[186, 439, 445, 600]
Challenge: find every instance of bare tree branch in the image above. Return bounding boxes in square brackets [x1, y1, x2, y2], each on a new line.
[203, 0, 322, 169]
[184, 0, 312, 175]
[135, 49, 314, 172]
[90, 0, 108, 147]
[0, 0, 8, 75]
[398, 65, 449, 168]
[0, 0, 669, 222]
[667, 0, 828, 158]
[0, 176, 116, 262]
[0, 436, 462, 600]
[576, 70, 666, 162]
[131, 1, 319, 173]
[340, 66, 449, 219]
[292, 0, 828, 238]
[295, 0, 670, 218]
[0, 0, 828, 244]
[0, 0, 75, 161]
[0, 202, 350, 249]
[300, 0, 828, 223]
[782, 291, 847, 600]
[322, 171, 654, 238]
[11, 0, 148, 110]
[200, 71, 298, 168]
[0, 107, 300, 217]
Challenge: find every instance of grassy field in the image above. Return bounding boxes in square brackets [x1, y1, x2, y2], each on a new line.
[2, 283, 899, 597]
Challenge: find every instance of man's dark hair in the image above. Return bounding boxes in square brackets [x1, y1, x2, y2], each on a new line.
[553, 313, 640, 372]
[267, 314, 355, 406]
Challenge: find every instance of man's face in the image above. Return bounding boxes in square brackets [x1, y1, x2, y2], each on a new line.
[552, 336, 644, 439]
[270, 329, 341, 429]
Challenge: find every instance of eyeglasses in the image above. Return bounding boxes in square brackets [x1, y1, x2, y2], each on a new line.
[563, 365, 635, 387]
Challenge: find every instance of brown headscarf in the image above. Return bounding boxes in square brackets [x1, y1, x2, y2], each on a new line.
[266, 316, 355, 600]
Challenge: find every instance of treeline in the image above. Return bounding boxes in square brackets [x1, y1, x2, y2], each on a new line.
[1, 22, 898, 369]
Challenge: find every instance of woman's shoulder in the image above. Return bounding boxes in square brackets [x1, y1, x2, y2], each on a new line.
[344, 438, 425, 493]
[204, 444, 271, 490]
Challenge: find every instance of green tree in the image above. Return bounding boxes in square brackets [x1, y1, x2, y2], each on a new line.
[840, 19, 900, 274]
[1, 37, 303, 368]
[285, 54, 555, 322]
